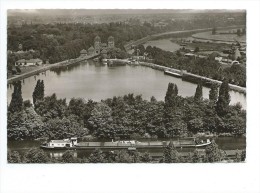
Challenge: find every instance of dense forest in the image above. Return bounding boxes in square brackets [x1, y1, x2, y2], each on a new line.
[7, 12, 245, 67]
[7, 79, 246, 141]
[137, 45, 246, 87]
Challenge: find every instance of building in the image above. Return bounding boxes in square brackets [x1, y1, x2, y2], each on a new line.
[233, 48, 242, 60]
[15, 58, 43, 66]
[101, 49, 108, 59]
[94, 36, 101, 54]
[88, 46, 95, 55]
[108, 36, 115, 48]
[80, 49, 88, 57]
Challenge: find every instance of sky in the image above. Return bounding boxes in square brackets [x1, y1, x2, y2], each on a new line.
[7, 9, 245, 16]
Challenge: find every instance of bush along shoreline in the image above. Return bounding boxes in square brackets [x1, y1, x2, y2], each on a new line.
[7, 79, 246, 141]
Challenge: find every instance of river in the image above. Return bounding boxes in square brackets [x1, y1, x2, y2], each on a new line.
[7, 60, 246, 109]
[7, 136, 246, 159]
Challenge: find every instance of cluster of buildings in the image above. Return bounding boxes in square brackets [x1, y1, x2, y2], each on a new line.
[80, 35, 115, 58]
[184, 46, 245, 66]
[15, 58, 43, 67]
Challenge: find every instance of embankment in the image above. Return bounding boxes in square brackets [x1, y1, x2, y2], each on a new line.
[7, 55, 98, 84]
[139, 62, 246, 94]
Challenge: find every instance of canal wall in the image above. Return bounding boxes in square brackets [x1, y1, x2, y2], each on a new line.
[7, 54, 98, 84]
[139, 62, 246, 94]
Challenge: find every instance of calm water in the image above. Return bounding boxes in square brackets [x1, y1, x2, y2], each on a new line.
[7, 137, 246, 159]
[143, 38, 181, 52]
[7, 60, 246, 109]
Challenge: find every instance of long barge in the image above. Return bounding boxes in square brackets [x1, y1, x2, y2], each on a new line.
[164, 70, 182, 78]
[40, 137, 211, 150]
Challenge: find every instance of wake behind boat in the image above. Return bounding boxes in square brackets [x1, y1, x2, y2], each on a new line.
[40, 137, 211, 150]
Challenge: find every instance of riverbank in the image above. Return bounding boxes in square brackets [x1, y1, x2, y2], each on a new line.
[139, 62, 246, 94]
[7, 54, 98, 84]
[124, 25, 245, 52]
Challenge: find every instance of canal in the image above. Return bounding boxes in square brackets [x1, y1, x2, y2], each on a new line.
[7, 60, 246, 109]
[7, 136, 246, 159]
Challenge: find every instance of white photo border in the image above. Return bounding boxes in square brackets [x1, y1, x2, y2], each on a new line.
[0, 0, 259, 193]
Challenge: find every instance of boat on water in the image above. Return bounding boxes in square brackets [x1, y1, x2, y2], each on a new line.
[40, 137, 211, 150]
[164, 70, 182, 78]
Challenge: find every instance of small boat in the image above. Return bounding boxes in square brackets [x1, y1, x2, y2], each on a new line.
[164, 70, 182, 78]
[40, 137, 78, 150]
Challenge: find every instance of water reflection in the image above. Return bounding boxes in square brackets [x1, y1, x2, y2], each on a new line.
[7, 60, 246, 109]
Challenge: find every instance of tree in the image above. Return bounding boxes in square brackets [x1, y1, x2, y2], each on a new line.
[34, 93, 67, 121]
[194, 47, 200, 53]
[8, 81, 23, 113]
[114, 150, 133, 163]
[188, 118, 204, 133]
[61, 150, 78, 163]
[23, 148, 49, 163]
[209, 83, 218, 103]
[32, 80, 44, 105]
[7, 151, 22, 163]
[88, 149, 106, 163]
[205, 140, 222, 162]
[88, 102, 113, 138]
[194, 82, 203, 102]
[237, 29, 241, 36]
[165, 83, 178, 106]
[192, 149, 200, 163]
[163, 141, 179, 163]
[141, 152, 152, 163]
[241, 150, 246, 161]
[216, 80, 230, 116]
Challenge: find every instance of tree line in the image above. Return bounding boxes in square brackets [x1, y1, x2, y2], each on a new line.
[137, 45, 246, 87]
[7, 79, 246, 141]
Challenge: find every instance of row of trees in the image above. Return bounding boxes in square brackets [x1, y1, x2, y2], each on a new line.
[138, 45, 246, 87]
[8, 140, 246, 163]
[7, 78, 246, 141]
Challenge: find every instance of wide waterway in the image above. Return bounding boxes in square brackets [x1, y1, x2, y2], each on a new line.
[8, 136, 246, 159]
[7, 60, 246, 109]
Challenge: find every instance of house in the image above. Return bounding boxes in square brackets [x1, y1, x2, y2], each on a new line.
[80, 49, 88, 57]
[88, 46, 95, 55]
[108, 36, 115, 48]
[184, 53, 196, 58]
[101, 49, 108, 59]
[15, 58, 43, 66]
[215, 56, 223, 62]
[233, 48, 242, 60]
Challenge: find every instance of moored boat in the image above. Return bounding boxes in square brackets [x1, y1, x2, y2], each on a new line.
[40, 137, 211, 150]
[164, 70, 182, 78]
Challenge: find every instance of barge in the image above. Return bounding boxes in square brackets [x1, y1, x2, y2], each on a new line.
[164, 70, 182, 78]
[40, 138, 211, 150]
